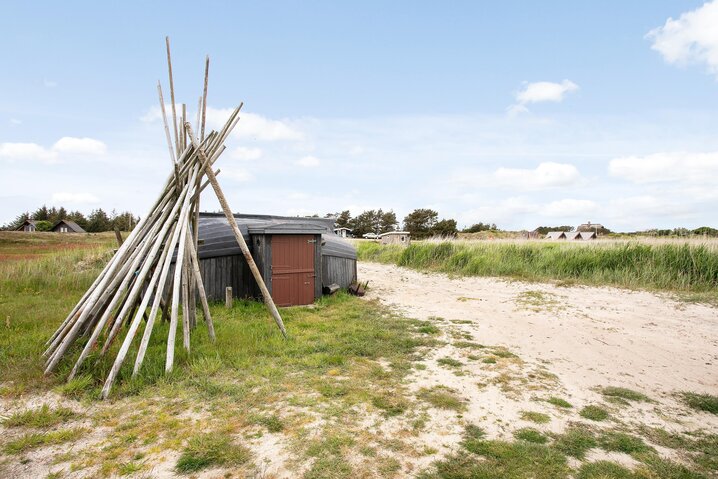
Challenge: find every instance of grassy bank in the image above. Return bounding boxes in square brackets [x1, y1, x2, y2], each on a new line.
[357, 240, 718, 301]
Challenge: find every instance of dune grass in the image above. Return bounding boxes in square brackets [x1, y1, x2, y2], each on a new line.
[356, 240, 718, 301]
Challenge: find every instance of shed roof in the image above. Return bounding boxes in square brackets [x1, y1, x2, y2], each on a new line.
[565, 231, 582, 240]
[15, 219, 39, 230]
[546, 231, 566, 240]
[52, 219, 86, 233]
[579, 231, 597, 240]
[197, 213, 356, 260]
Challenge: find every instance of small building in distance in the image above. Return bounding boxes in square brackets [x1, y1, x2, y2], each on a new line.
[333, 227, 353, 238]
[545, 231, 567, 240]
[15, 219, 40, 232]
[546, 230, 597, 241]
[379, 231, 411, 246]
[51, 220, 86, 233]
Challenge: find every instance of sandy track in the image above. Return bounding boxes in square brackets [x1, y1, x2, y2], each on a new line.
[359, 261, 718, 397]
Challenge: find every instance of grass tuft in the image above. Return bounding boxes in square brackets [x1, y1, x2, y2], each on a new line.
[417, 386, 466, 411]
[547, 397, 573, 409]
[681, 392, 718, 415]
[3, 428, 85, 454]
[175, 432, 250, 473]
[3, 404, 77, 428]
[520, 411, 551, 424]
[580, 405, 610, 421]
[552, 426, 597, 459]
[576, 461, 633, 479]
[514, 428, 547, 444]
[601, 386, 650, 403]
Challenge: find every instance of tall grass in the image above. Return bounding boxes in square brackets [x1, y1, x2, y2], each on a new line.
[357, 240, 718, 297]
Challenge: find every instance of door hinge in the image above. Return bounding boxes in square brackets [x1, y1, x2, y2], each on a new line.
[307, 239, 317, 243]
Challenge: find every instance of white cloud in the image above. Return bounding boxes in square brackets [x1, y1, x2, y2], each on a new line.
[205, 108, 303, 141]
[609, 151, 718, 184]
[647, 0, 718, 77]
[295, 155, 321, 168]
[50, 192, 100, 204]
[52, 137, 107, 155]
[494, 162, 581, 188]
[222, 167, 254, 182]
[0, 142, 57, 163]
[44, 78, 58, 88]
[541, 198, 598, 217]
[0, 137, 107, 164]
[231, 146, 262, 161]
[509, 80, 579, 114]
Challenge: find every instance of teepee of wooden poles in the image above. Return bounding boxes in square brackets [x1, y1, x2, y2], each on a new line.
[43, 37, 287, 399]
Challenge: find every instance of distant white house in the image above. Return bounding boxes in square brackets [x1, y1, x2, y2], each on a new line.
[333, 227, 352, 238]
[379, 231, 411, 246]
[546, 230, 596, 241]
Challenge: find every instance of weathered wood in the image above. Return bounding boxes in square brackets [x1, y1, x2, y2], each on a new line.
[185, 122, 287, 338]
[114, 228, 123, 247]
[225, 287, 233, 309]
[323, 283, 340, 295]
[186, 232, 215, 341]
[165, 36, 180, 158]
[200, 56, 209, 141]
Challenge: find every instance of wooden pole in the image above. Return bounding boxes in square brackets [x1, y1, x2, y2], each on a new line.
[186, 233, 215, 341]
[200, 56, 209, 141]
[114, 227, 123, 247]
[165, 36, 180, 158]
[225, 287, 233, 309]
[185, 123, 287, 338]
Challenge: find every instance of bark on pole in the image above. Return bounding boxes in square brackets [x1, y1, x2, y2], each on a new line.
[185, 122, 287, 338]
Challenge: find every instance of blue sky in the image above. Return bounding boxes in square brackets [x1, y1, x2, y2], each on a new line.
[2, 1, 717, 231]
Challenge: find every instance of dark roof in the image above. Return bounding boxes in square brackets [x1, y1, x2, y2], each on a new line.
[15, 219, 39, 230]
[52, 219, 86, 233]
[198, 213, 356, 260]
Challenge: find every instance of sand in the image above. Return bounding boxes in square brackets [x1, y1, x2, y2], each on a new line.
[359, 262, 718, 398]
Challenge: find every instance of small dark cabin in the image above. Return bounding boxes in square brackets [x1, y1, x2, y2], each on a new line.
[51, 220, 86, 233]
[15, 219, 40, 232]
[196, 213, 357, 307]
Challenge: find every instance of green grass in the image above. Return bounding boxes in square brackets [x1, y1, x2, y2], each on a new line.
[3, 404, 78, 428]
[3, 428, 86, 454]
[552, 426, 597, 459]
[356, 240, 718, 300]
[580, 405, 610, 421]
[253, 414, 284, 433]
[598, 431, 652, 455]
[175, 432, 250, 473]
[520, 411, 551, 424]
[437, 357, 463, 368]
[514, 428, 547, 444]
[601, 386, 651, 403]
[417, 386, 466, 411]
[547, 397, 573, 408]
[681, 392, 718, 415]
[576, 461, 633, 479]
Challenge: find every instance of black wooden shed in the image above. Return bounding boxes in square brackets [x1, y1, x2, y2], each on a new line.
[196, 213, 357, 306]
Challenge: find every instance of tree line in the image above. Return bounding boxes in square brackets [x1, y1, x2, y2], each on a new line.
[326, 208, 460, 239]
[2, 205, 139, 232]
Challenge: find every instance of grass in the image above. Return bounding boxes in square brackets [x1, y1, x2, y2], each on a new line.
[0, 234, 431, 475]
[598, 431, 652, 455]
[681, 392, 718, 415]
[417, 386, 466, 411]
[576, 461, 633, 479]
[601, 386, 651, 403]
[547, 397, 573, 408]
[3, 428, 86, 454]
[580, 405, 610, 421]
[520, 411, 551, 424]
[3, 404, 77, 428]
[175, 432, 250, 473]
[514, 428, 547, 444]
[552, 426, 597, 459]
[356, 240, 718, 301]
[437, 357, 463, 368]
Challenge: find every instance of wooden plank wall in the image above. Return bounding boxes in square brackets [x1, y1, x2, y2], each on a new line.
[198, 255, 256, 301]
[322, 255, 357, 289]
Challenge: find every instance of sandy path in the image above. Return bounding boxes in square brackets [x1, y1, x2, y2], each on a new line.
[359, 261, 718, 397]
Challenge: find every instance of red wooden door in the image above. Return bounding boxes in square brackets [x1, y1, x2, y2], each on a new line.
[271, 235, 315, 306]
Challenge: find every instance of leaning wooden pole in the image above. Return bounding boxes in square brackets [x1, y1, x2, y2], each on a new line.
[185, 122, 287, 338]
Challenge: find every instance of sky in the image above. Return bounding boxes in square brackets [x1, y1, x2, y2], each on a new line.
[1, 1, 717, 231]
